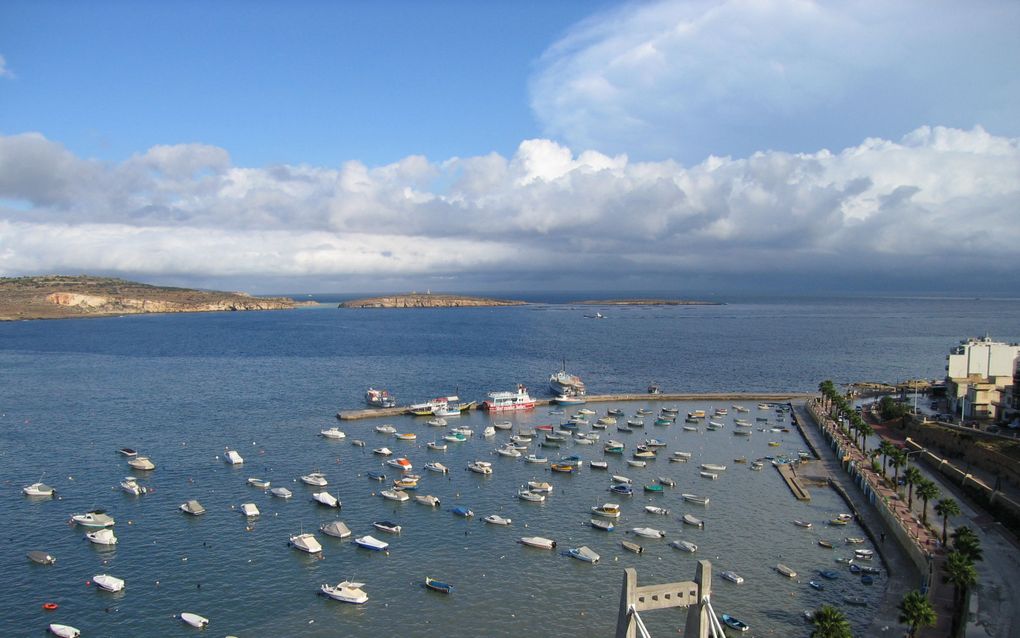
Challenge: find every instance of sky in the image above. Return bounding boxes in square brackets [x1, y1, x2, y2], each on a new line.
[1, 0, 1019, 295]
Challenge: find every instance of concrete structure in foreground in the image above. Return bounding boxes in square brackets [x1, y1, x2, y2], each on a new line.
[945, 336, 1020, 420]
[615, 562, 713, 638]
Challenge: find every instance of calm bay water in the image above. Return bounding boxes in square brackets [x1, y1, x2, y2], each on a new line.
[2, 296, 1018, 637]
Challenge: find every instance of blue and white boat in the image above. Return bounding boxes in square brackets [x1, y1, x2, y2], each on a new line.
[424, 576, 453, 594]
[354, 535, 389, 551]
[450, 506, 474, 518]
[565, 546, 600, 563]
[721, 614, 749, 632]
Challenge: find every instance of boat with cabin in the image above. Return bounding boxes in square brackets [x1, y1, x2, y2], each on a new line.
[321, 580, 368, 604]
[721, 571, 744, 584]
[366, 387, 396, 408]
[481, 385, 536, 412]
[92, 573, 125, 592]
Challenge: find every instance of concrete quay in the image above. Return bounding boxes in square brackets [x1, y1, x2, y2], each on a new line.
[336, 391, 814, 420]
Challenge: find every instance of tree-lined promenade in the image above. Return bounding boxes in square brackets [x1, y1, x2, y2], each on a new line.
[815, 381, 984, 637]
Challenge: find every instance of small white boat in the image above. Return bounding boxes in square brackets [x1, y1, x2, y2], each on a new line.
[127, 456, 155, 471]
[682, 493, 709, 505]
[23, 482, 55, 497]
[567, 546, 601, 563]
[630, 527, 665, 539]
[179, 612, 209, 628]
[451, 426, 474, 437]
[644, 505, 670, 515]
[483, 426, 496, 437]
[426, 418, 447, 427]
[290, 532, 323, 554]
[496, 446, 522, 458]
[85, 528, 118, 546]
[528, 481, 553, 493]
[351, 439, 366, 447]
[248, 477, 270, 489]
[611, 475, 632, 484]
[633, 450, 656, 458]
[468, 461, 493, 475]
[373, 520, 402, 534]
[320, 427, 346, 439]
[380, 489, 409, 502]
[427, 441, 448, 451]
[589, 460, 608, 469]
[682, 513, 704, 527]
[354, 535, 389, 551]
[700, 471, 718, 480]
[48, 624, 81, 637]
[320, 580, 368, 604]
[672, 451, 693, 459]
[120, 476, 147, 496]
[670, 539, 698, 553]
[240, 502, 260, 517]
[320, 520, 352, 538]
[518, 489, 545, 502]
[519, 536, 556, 549]
[424, 461, 449, 473]
[574, 436, 595, 445]
[270, 487, 292, 499]
[224, 449, 244, 465]
[312, 492, 340, 508]
[92, 573, 125, 592]
[592, 503, 622, 518]
[626, 460, 647, 468]
[524, 454, 548, 464]
[180, 500, 206, 516]
[484, 514, 512, 525]
[394, 432, 417, 441]
[375, 424, 396, 434]
[492, 420, 513, 430]
[415, 494, 442, 507]
[721, 571, 744, 584]
[845, 536, 866, 544]
[776, 563, 797, 578]
[793, 520, 813, 528]
[70, 510, 116, 528]
[27, 551, 57, 565]
[301, 472, 328, 486]
[701, 463, 727, 472]
[386, 457, 412, 471]
[373, 447, 393, 458]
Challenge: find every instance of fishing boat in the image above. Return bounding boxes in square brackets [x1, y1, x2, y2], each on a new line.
[776, 564, 797, 578]
[630, 527, 665, 539]
[610, 484, 634, 495]
[592, 503, 622, 518]
[682, 493, 709, 505]
[300, 472, 328, 486]
[354, 535, 389, 551]
[424, 576, 453, 594]
[373, 521, 402, 534]
[793, 520, 813, 528]
[682, 513, 704, 527]
[48, 625, 80, 638]
[644, 505, 669, 515]
[23, 481, 56, 497]
[670, 539, 698, 553]
[320, 520, 351, 538]
[517, 488, 545, 502]
[524, 454, 548, 464]
[380, 489, 409, 502]
[320, 427, 346, 440]
[654, 417, 674, 426]
[721, 614, 749, 632]
[519, 536, 556, 549]
[818, 539, 834, 548]
[627, 419, 645, 428]
[550, 365, 586, 397]
[85, 528, 118, 545]
[270, 487, 292, 499]
[451, 506, 474, 518]
[720, 571, 744, 584]
[127, 456, 155, 471]
[643, 483, 663, 493]
[566, 546, 600, 563]
[484, 514, 512, 525]
[481, 385, 536, 412]
[604, 441, 625, 454]
[321, 580, 368, 604]
[424, 461, 449, 474]
[427, 441, 448, 451]
[366, 387, 396, 408]
[27, 551, 57, 565]
[550, 463, 576, 473]
[468, 460, 493, 475]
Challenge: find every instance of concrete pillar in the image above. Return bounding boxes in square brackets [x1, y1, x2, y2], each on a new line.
[682, 560, 712, 638]
[615, 568, 637, 638]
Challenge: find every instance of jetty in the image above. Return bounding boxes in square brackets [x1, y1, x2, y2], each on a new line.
[775, 463, 811, 500]
[337, 392, 814, 420]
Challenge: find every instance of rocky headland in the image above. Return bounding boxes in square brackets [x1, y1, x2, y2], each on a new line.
[0, 275, 310, 321]
[340, 293, 526, 309]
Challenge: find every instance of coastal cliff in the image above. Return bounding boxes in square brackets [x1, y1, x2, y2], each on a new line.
[340, 293, 526, 309]
[0, 275, 309, 321]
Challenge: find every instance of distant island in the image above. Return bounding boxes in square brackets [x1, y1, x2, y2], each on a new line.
[573, 299, 722, 306]
[340, 293, 527, 309]
[0, 275, 311, 321]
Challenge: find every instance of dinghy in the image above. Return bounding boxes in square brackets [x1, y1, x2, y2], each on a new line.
[670, 539, 697, 553]
[484, 514, 512, 525]
[179, 612, 209, 628]
[519, 536, 556, 549]
[566, 546, 600, 563]
[48, 624, 81, 637]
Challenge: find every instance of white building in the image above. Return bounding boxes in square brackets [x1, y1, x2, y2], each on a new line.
[945, 336, 1020, 420]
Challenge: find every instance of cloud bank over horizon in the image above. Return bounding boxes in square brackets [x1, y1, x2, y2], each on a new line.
[1, 126, 1017, 293]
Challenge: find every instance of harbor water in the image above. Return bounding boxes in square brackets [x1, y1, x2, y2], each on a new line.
[2, 295, 1018, 636]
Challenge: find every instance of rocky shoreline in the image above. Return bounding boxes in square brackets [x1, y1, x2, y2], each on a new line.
[339, 293, 526, 309]
[0, 276, 310, 321]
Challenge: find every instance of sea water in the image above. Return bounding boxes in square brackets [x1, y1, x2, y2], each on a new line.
[1, 295, 1017, 636]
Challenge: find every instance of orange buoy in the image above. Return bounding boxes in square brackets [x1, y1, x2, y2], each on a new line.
[43, 602, 59, 610]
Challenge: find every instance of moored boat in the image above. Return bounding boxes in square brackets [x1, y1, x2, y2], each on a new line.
[127, 456, 155, 471]
[566, 545, 600, 563]
[380, 489, 409, 502]
[630, 527, 665, 539]
[180, 499, 206, 516]
[425, 576, 453, 594]
[366, 387, 396, 408]
[644, 505, 669, 515]
[481, 384, 536, 412]
[320, 520, 352, 538]
[682, 513, 704, 527]
[468, 460, 493, 475]
[312, 491, 340, 508]
[71, 510, 115, 528]
[48, 625, 80, 638]
[23, 482, 56, 497]
[670, 539, 698, 553]
[592, 503, 622, 518]
[682, 493, 709, 505]
[519, 536, 556, 549]
[354, 535, 389, 551]
[776, 563, 797, 578]
[320, 427, 346, 439]
[270, 487, 292, 499]
[320, 580, 368, 604]
[179, 613, 209, 629]
[721, 614, 749, 632]
[92, 573, 125, 592]
[27, 550, 57, 565]
[484, 514, 512, 525]
[621, 540, 644, 553]
[720, 571, 744, 584]
[373, 520, 402, 534]
[85, 528, 118, 545]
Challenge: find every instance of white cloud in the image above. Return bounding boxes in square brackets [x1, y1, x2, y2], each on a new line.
[0, 127, 1017, 291]
[529, 0, 1020, 163]
[0, 54, 13, 79]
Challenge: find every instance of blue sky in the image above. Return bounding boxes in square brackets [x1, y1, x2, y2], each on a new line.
[1, 1, 1019, 294]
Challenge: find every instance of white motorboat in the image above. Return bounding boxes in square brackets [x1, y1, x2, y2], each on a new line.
[240, 502, 260, 517]
[48, 624, 81, 638]
[630, 527, 665, 539]
[179, 612, 209, 628]
[567, 546, 601, 563]
[670, 539, 698, 553]
[700, 471, 719, 479]
[320, 427, 346, 439]
[354, 535, 389, 551]
[426, 418, 447, 427]
[289, 532, 323, 554]
[518, 488, 545, 502]
[85, 528, 118, 545]
[451, 426, 474, 437]
[352, 439, 366, 446]
[611, 475, 632, 484]
[519, 536, 556, 549]
[373, 520, 401, 534]
[27, 551, 57, 565]
[394, 432, 417, 441]
[682, 493, 709, 505]
[320, 580, 369, 604]
[120, 476, 147, 496]
[70, 510, 115, 528]
[492, 420, 513, 430]
[721, 571, 744, 584]
[524, 454, 548, 464]
[528, 481, 553, 493]
[248, 477, 270, 489]
[380, 489, 409, 502]
[270, 487, 292, 499]
[701, 463, 727, 472]
[626, 460, 647, 468]
[180, 500, 206, 516]
[682, 513, 704, 527]
[127, 456, 155, 471]
[427, 441, 448, 451]
[644, 505, 670, 515]
[224, 449, 244, 465]
[424, 461, 449, 473]
[375, 424, 396, 434]
[468, 461, 493, 475]
[312, 491, 340, 508]
[23, 482, 55, 497]
[483, 426, 496, 437]
[415, 494, 441, 507]
[484, 514, 512, 525]
[574, 436, 594, 445]
[300, 472, 328, 486]
[320, 520, 352, 538]
[386, 457, 412, 471]
[92, 573, 125, 592]
[496, 445, 522, 458]
[592, 503, 622, 518]
[589, 460, 609, 469]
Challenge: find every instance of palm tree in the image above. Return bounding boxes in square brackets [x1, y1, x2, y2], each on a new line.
[904, 466, 923, 509]
[951, 526, 983, 563]
[935, 498, 962, 545]
[916, 479, 941, 527]
[899, 589, 937, 637]
[810, 604, 853, 638]
[857, 419, 874, 455]
[943, 550, 978, 610]
[890, 449, 907, 488]
[878, 440, 896, 477]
